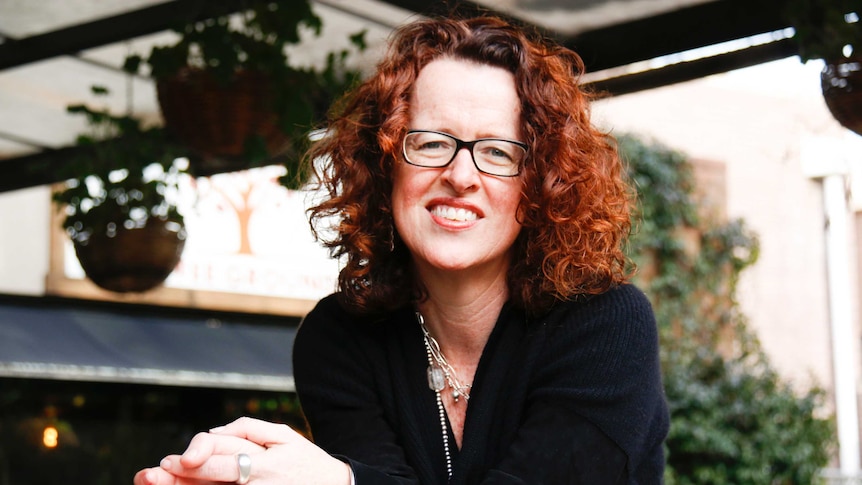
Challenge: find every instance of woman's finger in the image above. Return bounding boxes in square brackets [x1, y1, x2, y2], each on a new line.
[133, 467, 189, 485]
[133, 468, 159, 485]
[210, 416, 299, 447]
[160, 453, 243, 483]
[178, 431, 265, 468]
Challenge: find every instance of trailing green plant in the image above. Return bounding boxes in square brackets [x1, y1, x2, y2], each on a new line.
[782, 0, 861, 62]
[53, 86, 188, 244]
[122, 0, 366, 174]
[619, 134, 835, 484]
[135, 2, 319, 80]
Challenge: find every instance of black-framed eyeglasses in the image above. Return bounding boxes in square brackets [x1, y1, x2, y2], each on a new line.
[402, 130, 527, 177]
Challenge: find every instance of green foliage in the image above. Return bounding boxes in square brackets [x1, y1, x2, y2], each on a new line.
[53, 86, 188, 244]
[124, 0, 366, 168]
[782, 0, 861, 62]
[663, 350, 834, 485]
[133, 1, 322, 81]
[619, 134, 835, 484]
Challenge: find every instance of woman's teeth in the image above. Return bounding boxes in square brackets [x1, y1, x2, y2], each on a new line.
[431, 206, 478, 222]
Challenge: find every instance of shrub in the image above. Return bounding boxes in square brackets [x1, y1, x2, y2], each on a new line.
[619, 134, 835, 484]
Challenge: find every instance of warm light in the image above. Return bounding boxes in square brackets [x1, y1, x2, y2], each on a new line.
[43, 426, 58, 448]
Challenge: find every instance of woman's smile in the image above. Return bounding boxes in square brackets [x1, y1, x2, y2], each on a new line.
[429, 200, 481, 224]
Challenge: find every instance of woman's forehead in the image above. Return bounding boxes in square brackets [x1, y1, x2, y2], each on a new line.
[407, 58, 522, 138]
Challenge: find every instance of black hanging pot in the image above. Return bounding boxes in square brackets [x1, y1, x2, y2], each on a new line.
[73, 217, 186, 293]
[821, 55, 862, 136]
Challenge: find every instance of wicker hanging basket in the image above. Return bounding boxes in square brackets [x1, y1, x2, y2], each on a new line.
[156, 68, 291, 175]
[73, 218, 186, 293]
[821, 55, 862, 137]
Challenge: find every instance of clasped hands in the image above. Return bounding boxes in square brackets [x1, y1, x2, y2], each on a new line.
[134, 417, 350, 485]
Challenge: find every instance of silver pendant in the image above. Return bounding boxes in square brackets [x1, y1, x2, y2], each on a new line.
[427, 365, 445, 392]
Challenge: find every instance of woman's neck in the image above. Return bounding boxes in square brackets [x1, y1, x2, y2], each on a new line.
[414, 262, 510, 362]
[413, 261, 511, 450]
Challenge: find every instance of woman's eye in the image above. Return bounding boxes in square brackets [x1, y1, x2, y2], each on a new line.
[419, 141, 446, 150]
[480, 145, 514, 162]
[488, 148, 512, 159]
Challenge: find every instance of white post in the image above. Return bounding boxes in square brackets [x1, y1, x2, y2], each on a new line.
[822, 172, 862, 474]
[803, 135, 862, 477]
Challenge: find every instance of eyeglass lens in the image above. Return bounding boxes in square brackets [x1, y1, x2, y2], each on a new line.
[403, 131, 525, 176]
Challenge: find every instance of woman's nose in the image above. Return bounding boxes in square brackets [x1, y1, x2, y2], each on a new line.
[442, 147, 480, 192]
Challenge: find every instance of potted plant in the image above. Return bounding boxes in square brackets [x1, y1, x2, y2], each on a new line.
[785, 0, 862, 135]
[54, 86, 189, 293]
[123, 0, 365, 178]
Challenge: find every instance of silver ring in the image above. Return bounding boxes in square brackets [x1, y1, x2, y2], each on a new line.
[236, 453, 252, 485]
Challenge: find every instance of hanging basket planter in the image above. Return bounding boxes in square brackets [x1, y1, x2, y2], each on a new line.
[821, 56, 862, 137]
[156, 68, 290, 175]
[56, 88, 191, 294]
[123, 0, 365, 182]
[73, 218, 186, 293]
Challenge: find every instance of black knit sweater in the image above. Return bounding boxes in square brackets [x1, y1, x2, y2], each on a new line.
[293, 284, 669, 484]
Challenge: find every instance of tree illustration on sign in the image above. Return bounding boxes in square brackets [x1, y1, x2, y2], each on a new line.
[193, 166, 289, 255]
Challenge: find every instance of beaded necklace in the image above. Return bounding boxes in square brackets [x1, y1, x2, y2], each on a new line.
[417, 311, 471, 480]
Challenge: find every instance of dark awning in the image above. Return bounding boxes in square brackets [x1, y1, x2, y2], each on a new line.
[0, 295, 299, 391]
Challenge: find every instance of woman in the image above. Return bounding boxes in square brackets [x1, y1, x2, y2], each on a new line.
[135, 15, 669, 485]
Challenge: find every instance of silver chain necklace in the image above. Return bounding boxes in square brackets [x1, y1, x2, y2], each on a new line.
[417, 311, 471, 480]
[417, 311, 472, 401]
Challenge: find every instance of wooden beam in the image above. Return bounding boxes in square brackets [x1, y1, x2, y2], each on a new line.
[586, 37, 799, 97]
[0, 145, 88, 193]
[0, 0, 248, 70]
[566, 0, 790, 72]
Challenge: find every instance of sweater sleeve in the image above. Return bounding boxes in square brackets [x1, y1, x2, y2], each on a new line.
[293, 295, 420, 485]
[496, 284, 669, 484]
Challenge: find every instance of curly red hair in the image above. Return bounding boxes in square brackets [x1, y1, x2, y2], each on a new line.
[307, 16, 632, 315]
